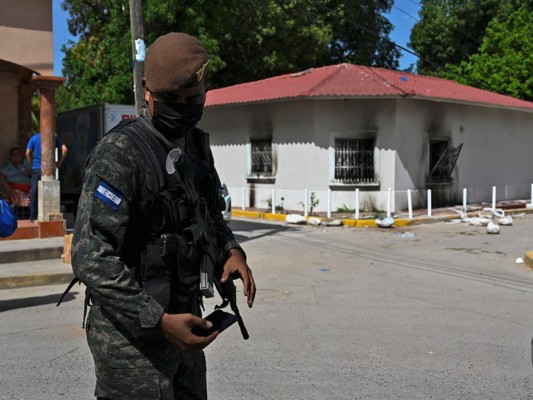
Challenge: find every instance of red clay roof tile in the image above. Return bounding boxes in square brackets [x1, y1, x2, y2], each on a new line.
[205, 63, 533, 111]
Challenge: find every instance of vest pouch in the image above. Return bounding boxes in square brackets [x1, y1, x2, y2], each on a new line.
[176, 233, 200, 287]
[140, 244, 173, 310]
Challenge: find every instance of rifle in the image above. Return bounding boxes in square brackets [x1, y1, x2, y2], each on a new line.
[168, 148, 249, 340]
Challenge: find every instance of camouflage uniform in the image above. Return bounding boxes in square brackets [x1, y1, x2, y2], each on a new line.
[72, 112, 241, 399]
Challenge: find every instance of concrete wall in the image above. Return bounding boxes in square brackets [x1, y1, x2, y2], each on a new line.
[0, 0, 54, 167]
[0, 0, 54, 75]
[394, 99, 533, 211]
[201, 97, 533, 214]
[201, 98, 400, 212]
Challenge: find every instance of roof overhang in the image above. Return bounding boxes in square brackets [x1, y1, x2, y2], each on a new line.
[206, 93, 533, 114]
[0, 58, 39, 83]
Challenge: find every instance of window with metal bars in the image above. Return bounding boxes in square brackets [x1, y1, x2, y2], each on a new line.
[251, 139, 272, 176]
[334, 138, 376, 183]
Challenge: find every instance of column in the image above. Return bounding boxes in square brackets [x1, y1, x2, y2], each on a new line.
[31, 76, 65, 221]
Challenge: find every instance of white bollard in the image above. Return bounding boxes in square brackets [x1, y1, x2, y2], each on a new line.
[327, 189, 332, 218]
[492, 186, 496, 210]
[387, 188, 392, 218]
[304, 189, 309, 217]
[355, 188, 360, 220]
[242, 186, 245, 210]
[407, 189, 413, 219]
[271, 189, 276, 214]
[427, 189, 432, 217]
[463, 188, 467, 214]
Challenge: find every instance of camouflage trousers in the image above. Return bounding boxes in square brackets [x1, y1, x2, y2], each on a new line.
[87, 306, 207, 400]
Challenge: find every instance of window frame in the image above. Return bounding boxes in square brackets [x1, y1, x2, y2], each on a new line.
[246, 136, 275, 182]
[328, 132, 379, 187]
[427, 139, 462, 184]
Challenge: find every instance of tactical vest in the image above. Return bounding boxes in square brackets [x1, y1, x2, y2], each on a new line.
[59, 117, 227, 317]
[117, 117, 226, 314]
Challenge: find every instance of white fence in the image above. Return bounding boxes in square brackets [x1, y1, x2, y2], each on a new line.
[229, 183, 533, 219]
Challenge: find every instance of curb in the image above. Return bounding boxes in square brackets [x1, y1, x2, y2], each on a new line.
[232, 208, 533, 228]
[0, 247, 64, 265]
[0, 272, 74, 290]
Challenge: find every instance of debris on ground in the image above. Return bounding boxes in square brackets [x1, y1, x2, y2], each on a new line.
[394, 232, 415, 238]
[482, 207, 505, 217]
[464, 217, 491, 226]
[487, 221, 500, 234]
[498, 216, 513, 226]
[516, 257, 524, 264]
[307, 217, 322, 226]
[322, 219, 343, 227]
[286, 214, 308, 224]
[376, 216, 395, 228]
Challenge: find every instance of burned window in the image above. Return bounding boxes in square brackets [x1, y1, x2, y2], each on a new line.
[251, 139, 272, 176]
[428, 140, 463, 182]
[334, 138, 376, 183]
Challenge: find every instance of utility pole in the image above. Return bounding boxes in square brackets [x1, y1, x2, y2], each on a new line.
[129, 0, 145, 116]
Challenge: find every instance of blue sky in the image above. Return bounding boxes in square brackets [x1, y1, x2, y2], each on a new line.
[52, 0, 421, 77]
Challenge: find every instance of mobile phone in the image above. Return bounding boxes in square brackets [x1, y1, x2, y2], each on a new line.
[192, 310, 238, 337]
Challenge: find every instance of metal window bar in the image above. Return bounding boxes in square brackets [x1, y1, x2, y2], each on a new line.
[334, 138, 375, 183]
[251, 139, 272, 175]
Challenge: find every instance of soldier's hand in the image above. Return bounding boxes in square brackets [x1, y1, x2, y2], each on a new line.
[221, 248, 256, 308]
[159, 313, 218, 352]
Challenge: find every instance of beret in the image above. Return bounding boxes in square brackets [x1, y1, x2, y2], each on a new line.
[144, 32, 209, 97]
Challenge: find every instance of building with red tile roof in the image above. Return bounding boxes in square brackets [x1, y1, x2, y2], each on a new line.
[200, 64, 533, 213]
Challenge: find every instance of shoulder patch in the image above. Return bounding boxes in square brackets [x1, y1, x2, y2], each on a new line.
[94, 179, 124, 210]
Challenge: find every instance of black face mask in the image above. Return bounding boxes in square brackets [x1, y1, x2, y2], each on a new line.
[151, 101, 204, 139]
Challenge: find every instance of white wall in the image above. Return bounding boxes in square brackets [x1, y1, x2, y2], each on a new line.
[394, 99, 533, 210]
[201, 97, 533, 214]
[201, 98, 400, 212]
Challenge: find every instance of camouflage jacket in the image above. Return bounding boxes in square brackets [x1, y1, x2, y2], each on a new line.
[71, 115, 241, 339]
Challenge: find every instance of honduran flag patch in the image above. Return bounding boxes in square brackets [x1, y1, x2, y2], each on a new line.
[94, 179, 124, 210]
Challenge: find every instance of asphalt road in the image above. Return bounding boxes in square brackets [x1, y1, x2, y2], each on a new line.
[2, 217, 533, 399]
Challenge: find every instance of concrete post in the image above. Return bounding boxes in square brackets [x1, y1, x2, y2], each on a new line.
[32, 76, 65, 222]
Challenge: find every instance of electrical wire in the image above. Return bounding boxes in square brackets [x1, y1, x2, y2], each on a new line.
[309, 0, 504, 94]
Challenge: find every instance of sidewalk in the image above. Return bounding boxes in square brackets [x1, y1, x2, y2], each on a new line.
[233, 202, 533, 227]
[1, 203, 532, 291]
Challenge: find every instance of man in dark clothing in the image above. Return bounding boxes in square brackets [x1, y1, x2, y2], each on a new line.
[71, 32, 256, 400]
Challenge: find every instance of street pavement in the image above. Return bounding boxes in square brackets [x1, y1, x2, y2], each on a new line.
[2, 217, 533, 399]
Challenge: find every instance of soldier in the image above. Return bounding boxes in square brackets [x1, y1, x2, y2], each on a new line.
[71, 32, 256, 399]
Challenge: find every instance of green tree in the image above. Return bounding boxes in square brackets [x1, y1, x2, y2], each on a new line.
[57, 0, 399, 111]
[444, 7, 533, 101]
[57, 1, 133, 111]
[409, 0, 527, 76]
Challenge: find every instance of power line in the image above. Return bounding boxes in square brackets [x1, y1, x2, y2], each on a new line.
[309, 0, 500, 93]
[310, 0, 422, 66]
[392, 4, 418, 22]
[394, 1, 483, 47]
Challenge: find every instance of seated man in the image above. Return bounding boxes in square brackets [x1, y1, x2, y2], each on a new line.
[0, 147, 32, 212]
